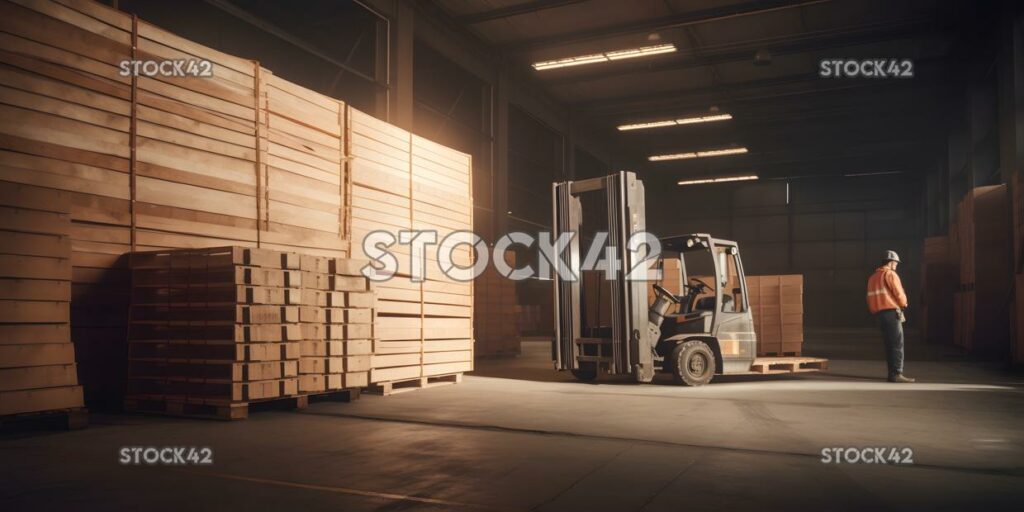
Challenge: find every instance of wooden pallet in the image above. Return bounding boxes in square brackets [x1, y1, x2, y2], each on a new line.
[365, 373, 462, 396]
[745, 357, 828, 375]
[0, 407, 88, 431]
[124, 394, 309, 421]
[747, 357, 828, 374]
[757, 351, 802, 357]
[299, 387, 361, 406]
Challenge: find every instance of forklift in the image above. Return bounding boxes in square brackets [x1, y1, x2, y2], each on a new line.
[552, 171, 827, 385]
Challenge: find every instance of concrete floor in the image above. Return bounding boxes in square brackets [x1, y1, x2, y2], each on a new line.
[2, 329, 1023, 511]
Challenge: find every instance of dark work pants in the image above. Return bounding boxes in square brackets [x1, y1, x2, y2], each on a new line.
[876, 309, 904, 377]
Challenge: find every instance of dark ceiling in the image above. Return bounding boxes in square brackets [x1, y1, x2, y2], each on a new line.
[432, 0, 971, 183]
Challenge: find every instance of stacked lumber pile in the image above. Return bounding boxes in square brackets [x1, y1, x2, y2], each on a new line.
[262, 74, 346, 255]
[919, 235, 957, 344]
[409, 135, 473, 382]
[954, 185, 1011, 355]
[0, 0, 133, 409]
[296, 255, 374, 393]
[349, 109, 474, 393]
[0, 0, 476, 407]
[748, 275, 804, 356]
[0, 181, 85, 423]
[126, 247, 302, 419]
[474, 264, 518, 357]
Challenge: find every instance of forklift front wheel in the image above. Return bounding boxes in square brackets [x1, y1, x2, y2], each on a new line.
[671, 340, 716, 386]
[571, 362, 598, 382]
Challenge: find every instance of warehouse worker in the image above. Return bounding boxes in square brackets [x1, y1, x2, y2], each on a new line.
[866, 250, 914, 383]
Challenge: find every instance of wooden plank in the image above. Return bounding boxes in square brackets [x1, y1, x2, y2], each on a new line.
[0, 104, 129, 157]
[136, 176, 256, 219]
[0, 343, 76, 368]
[0, 384, 83, 415]
[0, 363, 78, 391]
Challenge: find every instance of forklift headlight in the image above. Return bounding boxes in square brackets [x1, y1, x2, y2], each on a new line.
[686, 238, 695, 248]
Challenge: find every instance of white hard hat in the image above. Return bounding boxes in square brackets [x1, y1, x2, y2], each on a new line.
[884, 250, 900, 263]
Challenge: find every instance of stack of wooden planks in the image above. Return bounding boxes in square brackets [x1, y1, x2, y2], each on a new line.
[125, 247, 302, 419]
[0, 0, 475, 407]
[262, 73, 346, 255]
[296, 255, 374, 393]
[0, 0, 134, 409]
[349, 108, 474, 391]
[748, 275, 804, 356]
[0, 181, 85, 423]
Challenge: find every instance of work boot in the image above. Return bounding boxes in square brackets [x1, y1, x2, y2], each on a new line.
[888, 373, 915, 383]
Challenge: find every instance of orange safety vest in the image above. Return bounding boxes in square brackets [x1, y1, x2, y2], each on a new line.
[866, 266, 908, 314]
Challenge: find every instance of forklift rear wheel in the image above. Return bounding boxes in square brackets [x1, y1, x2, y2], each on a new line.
[571, 362, 598, 382]
[671, 340, 716, 386]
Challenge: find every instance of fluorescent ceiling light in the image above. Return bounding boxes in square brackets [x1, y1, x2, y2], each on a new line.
[649, 147, 748, 161]
[618, 113, 732, 131]
[677, 113, 732, 124]
[678, 175, 759, 186]
[844, 171, 902, 177]
[533, 44, 676, 71]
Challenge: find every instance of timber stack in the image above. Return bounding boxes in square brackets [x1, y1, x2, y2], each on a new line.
[0, 0, 475, 409]
[0, 181, 86, 427]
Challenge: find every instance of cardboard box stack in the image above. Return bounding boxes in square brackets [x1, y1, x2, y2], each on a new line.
[0, 181, 85, 420]
[748, 275, 804, 356]
[125, 247, 303, 419]
[296, 255, 374, 393]
[474, 264, 518, 357]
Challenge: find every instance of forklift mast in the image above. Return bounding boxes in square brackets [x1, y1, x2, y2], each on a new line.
[552, 171, 657, 382]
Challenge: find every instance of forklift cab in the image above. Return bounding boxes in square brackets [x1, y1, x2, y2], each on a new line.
[651, 234, 758, 380]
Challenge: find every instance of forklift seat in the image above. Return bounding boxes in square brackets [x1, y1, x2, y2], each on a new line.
[694, 297, 716, 311]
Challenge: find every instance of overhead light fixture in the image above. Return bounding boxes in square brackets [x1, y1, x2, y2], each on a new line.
[617, 113, 732, 131]
[649, 147, 748, 161]
[532, 44, 677, 71]
[844, 171, 902, 177]
[678, 175, 759, 186]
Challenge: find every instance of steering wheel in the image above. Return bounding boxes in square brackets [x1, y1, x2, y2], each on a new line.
[652, 284, 680, 304]
[688, 277, 711, 292]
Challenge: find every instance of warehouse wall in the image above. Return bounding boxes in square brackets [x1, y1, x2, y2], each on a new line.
[646, 174, 924, 328]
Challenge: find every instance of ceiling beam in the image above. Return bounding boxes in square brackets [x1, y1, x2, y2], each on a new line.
[539, 19, 939, 86]
[453, 0, 590, 25]
[500, 0, 830, 52]
[201, 0, 381, 85]
[573, 57, 947, 116]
